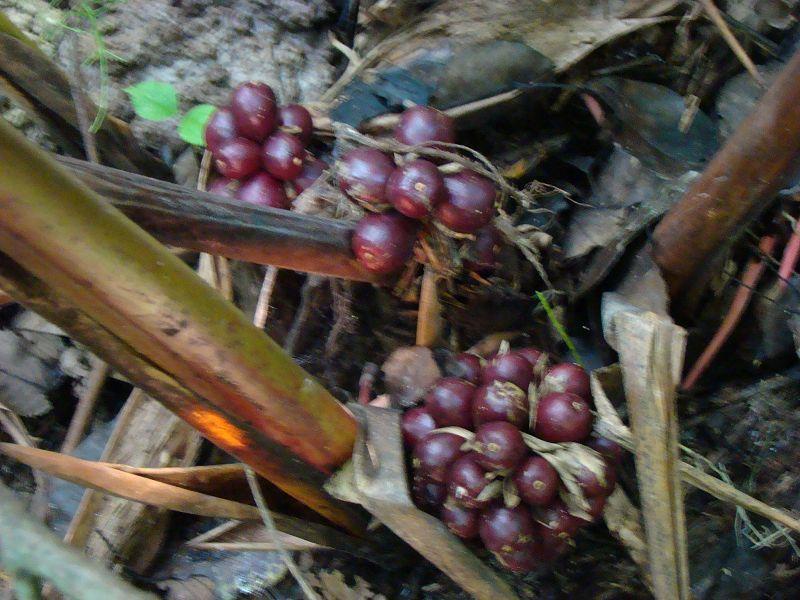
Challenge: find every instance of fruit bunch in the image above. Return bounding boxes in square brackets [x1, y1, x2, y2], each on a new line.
[401, 347, 623, 573]
[341, 106, 502, 275]
[204, 82, 327, 208]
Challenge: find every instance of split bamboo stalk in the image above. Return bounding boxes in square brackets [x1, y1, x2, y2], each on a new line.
[0, 120, 365, 532]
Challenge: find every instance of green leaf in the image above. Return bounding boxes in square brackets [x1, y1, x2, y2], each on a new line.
[178, 104, 216, 146]
[124, 81, 179, 121]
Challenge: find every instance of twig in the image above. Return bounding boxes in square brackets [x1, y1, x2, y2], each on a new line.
[284, 275, 324, 356]
[66, 33, 99, 163]
[699, 0, 765, 87]
[535, 291, 584, 366]
[778, 220, 800, 290]
[60, 358, 110, 455]
[244, 467, 321, 600]
[681, 235, 777, 390]
[253, 266, 279, 329]
[416, 265, 442, 347]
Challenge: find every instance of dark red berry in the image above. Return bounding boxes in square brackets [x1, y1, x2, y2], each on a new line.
[447, 352, 482, 385]
[494, 544, 539, 573]
[351, 212, 416, 274]
[262, 132, 305, 180]
[277, 104, 313, 145]
[472, 381, 528, 430]
[441, 498, 480, 539]
[537, 500, 583, 542]
[424, 377, 474, 429]
[234, 172, 290, 209]
[401, 407, 437, 448]
[207, 176, 240, 198]
[230, 82, 277, 141]
[513, 456, 559, 506]
[292, 158, 328, 193]
[583, 495, 607, 522]
[576, 460, 616, 497]
[537, 535, 569, 562]
[479, 504, 536, 553]
[412, 431, 465, 483]
[435, 170, 496, 233]
[464, 226, 501, 274]
[586, 435, 624, 465]
[482, 352, 534, 391]
[544, 363, 591, 399]
[385, 159, 445, 219]
[474, 422, 527, 471]
[516, 347, 546, 370]
[204, 108, 237, 153]
[338, 148, 395, 205]
[534, 392, 593, 442]
[213, 137, 261, 180]
[395, 105, 456, 147]
[411, 476, 447, 513]
[447, 454, 493, 509]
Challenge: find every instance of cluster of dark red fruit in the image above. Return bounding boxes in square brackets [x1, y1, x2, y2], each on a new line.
[204, 81, 327, 208]
[401, 347, 623, 573]
[344, 106, 501, 275]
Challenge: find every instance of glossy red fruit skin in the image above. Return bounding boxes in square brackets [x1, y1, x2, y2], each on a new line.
[586, 435, 624, 464]
[472, 381, 528, 430]
[204, 108, 238, 153]
[338, 148, 395, 205]
[534, 392, 593, 442]
[424, 377, 475, 429]
[401, 407, 437, 448]
[412, 431, 465, 483]
[234, 172, 290, 209]
[277, 104, 313, 145]
[516, 347, 546, 370]
[441, 498, 480, 539]
[351, 212, 416, 274]
[395, 105, 456, 147]
[385, 159, 445, 219]
[261, 132, 305, 180]
[411, 476, 447, 513]
[435, 171, 496, 233]
[479, 504, 536, 553]
[513, 456, 560, 506]
[230, 82, 277, 141]
[583, 494, 607, 522]
[473, 421, 527, 471]
[447, 454, 492, 509]
[292, 158, 328, 193]
[576, 460, 617, 497]
[544, 363, 591, 399]
[448, 352, 482, 385]
[482, 352, 534, 391]
[537, 500, 583, 543]
[495, 543, 540, 573]
[213, 138, 261, 180]
[207, 177, 240, 198]
[465, 226, 501, 274]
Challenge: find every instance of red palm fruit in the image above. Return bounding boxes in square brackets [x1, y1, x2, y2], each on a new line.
[230, 81, 277, 141]
[513, 456, 559, 506]
[472, 381, 528, 430]
[544, 363, 591, 399]
[424, 377, 475, 429]
[481, 352, 534, 391]
[412, 431, 466, 483]
[534, 392, 593, 442]
[473, 422, 527, 471]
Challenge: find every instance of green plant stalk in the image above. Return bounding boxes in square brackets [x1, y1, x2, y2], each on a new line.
[535, 290, 584, 366]
[0, 11, 46, 56]
[0, 481, 156, 600]
[0, 119, 362, 530]
[0, 254, 366, 532]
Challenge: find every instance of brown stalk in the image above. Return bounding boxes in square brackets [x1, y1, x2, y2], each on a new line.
[59, 156, 380, 283]
[652, 48, 800, 311]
